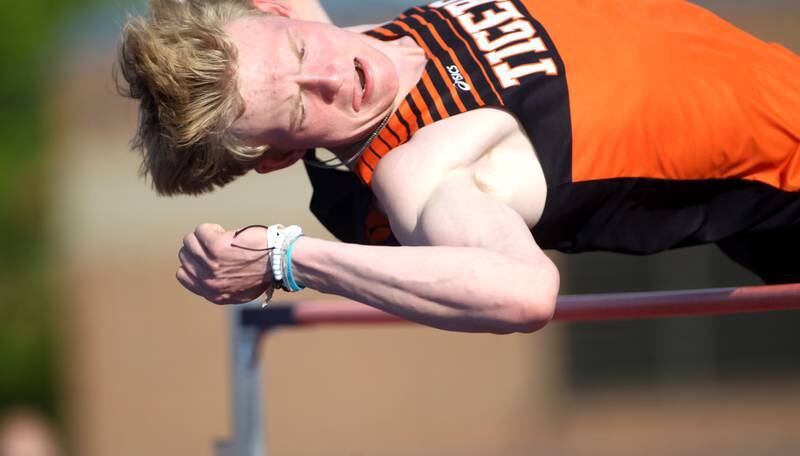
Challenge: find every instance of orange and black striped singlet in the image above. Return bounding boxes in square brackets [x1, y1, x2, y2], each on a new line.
[306, 0, 800, 254]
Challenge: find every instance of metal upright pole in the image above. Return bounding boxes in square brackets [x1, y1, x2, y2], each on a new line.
[231, 305, 267, 456]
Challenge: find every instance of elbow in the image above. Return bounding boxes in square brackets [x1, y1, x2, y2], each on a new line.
[503, 294, 556, 334]
[492, 261, 560, 334]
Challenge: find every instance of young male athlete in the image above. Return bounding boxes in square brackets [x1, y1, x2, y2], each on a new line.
[118, 0, 800, 333]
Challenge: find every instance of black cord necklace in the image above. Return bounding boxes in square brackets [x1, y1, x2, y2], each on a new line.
[302, 111, 392, 170]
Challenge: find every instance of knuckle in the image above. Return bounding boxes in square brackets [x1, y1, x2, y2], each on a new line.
[201, 277, 220, 290]
[178, 248, 189, 265]
[208, 239, 225, 255]
[197, 223, 223, 236]
[213, 294, 231, 305]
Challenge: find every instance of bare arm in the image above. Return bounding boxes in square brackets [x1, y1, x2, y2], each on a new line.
[177, 117, 558, 334]
[289, 172, 560, 333]
[177, 172, 558, 334]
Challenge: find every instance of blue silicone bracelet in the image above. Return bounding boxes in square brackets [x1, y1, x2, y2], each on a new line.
[285, 235, 305, 292]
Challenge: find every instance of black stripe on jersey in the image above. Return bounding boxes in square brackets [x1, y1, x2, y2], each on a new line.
[384, 123, 402, 145]
[363, 142, 382, 163]
[363, 30, 386, 40]
[416, 77, 444, 122]
[407, 13, 479, 111]
[423, 7, 504, 107]
[418, 54, 462, 117]
[376, 135, 393, 152]
[382, 20, 407, 37]
[404, 91, 427, 131]
[424, 5, 508, 100]
[393, 110, 413, 141]
[383, 9, 480, 111]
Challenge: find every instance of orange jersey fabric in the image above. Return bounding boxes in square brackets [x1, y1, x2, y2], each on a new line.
[526, 0, 800, 191]
[355, 0, 800, 191]
[307, 1, 800, 254]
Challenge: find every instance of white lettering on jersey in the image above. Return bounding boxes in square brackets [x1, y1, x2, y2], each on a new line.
[457, 1, 522, 34]
[430, 0, 558, 88]
[429, 0, 496, 17]
[494, 59, 557, 87]
[446, 65, 472, 91]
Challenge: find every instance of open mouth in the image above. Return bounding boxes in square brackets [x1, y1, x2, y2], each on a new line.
[355, 59, 366, 94]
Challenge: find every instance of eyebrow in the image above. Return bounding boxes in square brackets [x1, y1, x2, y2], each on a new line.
[287, 29, 306, 131]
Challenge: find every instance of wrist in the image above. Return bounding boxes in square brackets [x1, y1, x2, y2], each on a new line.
[267, 225, 303, 288]
[282, 231, 305, 292]
[286, 235, 322, 290]
[262, 224, 304, 306]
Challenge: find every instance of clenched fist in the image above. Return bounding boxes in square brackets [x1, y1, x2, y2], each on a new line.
[176, 223, 274, 304]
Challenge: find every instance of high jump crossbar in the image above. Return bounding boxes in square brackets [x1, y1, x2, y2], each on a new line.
[214, 283, 800, 456]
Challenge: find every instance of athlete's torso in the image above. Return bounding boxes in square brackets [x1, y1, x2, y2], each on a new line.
[307, 0, 800, 253]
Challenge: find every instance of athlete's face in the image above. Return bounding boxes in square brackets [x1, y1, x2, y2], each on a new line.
[224, 15, 400, 171]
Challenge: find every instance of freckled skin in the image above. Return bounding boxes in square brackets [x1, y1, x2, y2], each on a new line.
[225, 15, 402, 152]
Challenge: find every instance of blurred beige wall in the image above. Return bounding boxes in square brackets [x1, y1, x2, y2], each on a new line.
[51, 4, 800, 456]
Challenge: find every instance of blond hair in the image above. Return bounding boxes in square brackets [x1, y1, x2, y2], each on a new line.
[117, 0, 269, 195]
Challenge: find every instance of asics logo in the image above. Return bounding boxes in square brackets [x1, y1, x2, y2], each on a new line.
[446, 65, 472, 91]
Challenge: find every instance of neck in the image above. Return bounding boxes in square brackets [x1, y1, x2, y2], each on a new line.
[383, 35, 428, 108]
[325, 112, 392, 170]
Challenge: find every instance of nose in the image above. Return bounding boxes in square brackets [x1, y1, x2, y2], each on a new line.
[297, 62, 343, 103]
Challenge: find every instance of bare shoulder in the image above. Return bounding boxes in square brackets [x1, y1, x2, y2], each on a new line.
[372, 107, 548, 239]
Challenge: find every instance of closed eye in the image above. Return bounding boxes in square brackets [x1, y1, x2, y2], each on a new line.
[297, 42, 307, 128]
[288, 28, 306, 63]
[287, 29, 307, 131]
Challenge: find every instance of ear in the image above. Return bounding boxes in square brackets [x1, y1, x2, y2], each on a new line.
[254, 149, 303, 174]
[251, 0, 296, 18]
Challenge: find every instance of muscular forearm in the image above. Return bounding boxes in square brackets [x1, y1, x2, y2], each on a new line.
[291, 237, 559, 333]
